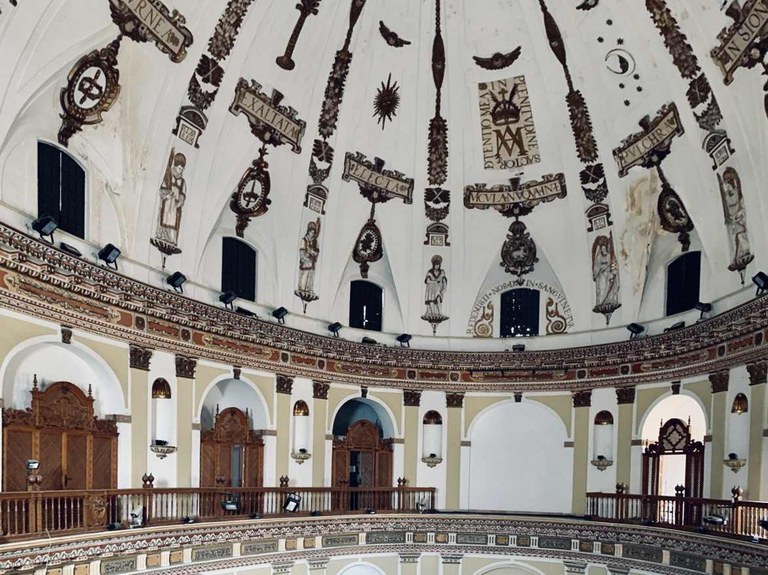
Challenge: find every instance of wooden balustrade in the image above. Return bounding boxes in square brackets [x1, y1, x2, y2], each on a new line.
[587, 492, 768, 538]
[0, 485, 436, 541]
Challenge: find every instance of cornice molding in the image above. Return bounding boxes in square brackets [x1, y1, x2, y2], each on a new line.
[0, 223, 767, 393]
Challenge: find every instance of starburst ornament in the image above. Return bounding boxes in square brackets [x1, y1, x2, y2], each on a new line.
[373, 73, 400, 129]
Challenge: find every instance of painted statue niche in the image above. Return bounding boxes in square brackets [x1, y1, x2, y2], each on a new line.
[718, 167, 754, 282]
[150, 149, 187, 266]
[295, 218, 321, 312]
[421, 255, 448, 334]
[592, 232, 621, 324]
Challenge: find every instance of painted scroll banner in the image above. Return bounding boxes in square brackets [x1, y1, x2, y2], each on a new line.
[613, 103, 683, 177]
[110, 0, 193, 62]
[478, 76, 540, 170]
[711, 0, 768, 84]
[464, 173, 566, 209]
[342, 152, 414, 203]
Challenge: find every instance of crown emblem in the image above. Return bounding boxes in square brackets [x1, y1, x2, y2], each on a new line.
[490, 84, 520, 126]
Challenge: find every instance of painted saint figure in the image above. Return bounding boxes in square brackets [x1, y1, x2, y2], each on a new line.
[591, 233, 621, 324]
[422, 255, 449, 334]
[295, 218, 321, 311]
[718, 167, 753, 280]
[155, 150, 187, 248]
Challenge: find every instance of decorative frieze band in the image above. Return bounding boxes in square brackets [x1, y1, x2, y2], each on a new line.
[747, 360, 767, 385]
[573, 390, 592, 408]
[404, 390, 422, 407]
[176, 355, 197, 379]
[277, 374, 294, 395]
[130, 345, 153, 371]
[709, 369, 729, 394]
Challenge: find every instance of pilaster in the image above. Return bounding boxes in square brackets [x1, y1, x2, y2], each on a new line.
[572, 390, 591, 514]
[175, 355, 196, 487]
[445, 392, 464, 508]
[276, 374, 293, 481]
[129, 345, 152, 488]
[709, 369, 730, 498]
[747, 361, 767, 499]
[312, 381, 330, 487]
[403, 390, 421, 484]
[616, 386, 635, 488]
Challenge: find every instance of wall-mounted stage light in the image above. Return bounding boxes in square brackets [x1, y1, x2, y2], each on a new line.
[31, 215, 58, 243]
[166, 271, 186, 293]
[26, 459, 39, 470]
[512, 344, 525, 352]
[219, 291, 237, 310]
[664, 321, 685, 333]
[626, 323, 645, 340]
[753, 272, 768, 296]
[221, 498, 240, 512]
[328, 322, 342, 337]
[362, 336, 377, 345]
[283, 493, 301, 513]
[98, 243, 121, 270]
[236, 306, 257, 318]
[396, 333, 412, 348]
[695, 301, 713, 320]
[59, 242, 82, 257]
[272, 306, 288, 324]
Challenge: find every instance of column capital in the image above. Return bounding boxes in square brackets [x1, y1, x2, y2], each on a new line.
[709, 369, 730, 393]
[440, 554, 463, 565]
[564, 561, 587, 574]
[572, 390, 592, 408]
[399, 553, 420, 564]
[276, 374, 294, 395]
[313, 380, 330, 399]
[232, 366, 241, 380]
[273, 562, 294, 575]
[129, 345, 153, 371]
[446, 392, 464, 408]
[404, 390, 422, 407]
[60, 325, 73, 344]
[175, 355, 196, 379]
[308, 558, 329, 571]
[747, 361, 768, 385]
[616, 386, 635, 405]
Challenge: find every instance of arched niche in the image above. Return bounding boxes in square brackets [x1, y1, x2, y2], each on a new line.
[199, 377, 269, 431]
[473, 563, 547, 575]
[331, 397, 395, 439]
[468, 400, 572, 513]
[338, 564, 386, 575]
[0, 338, 125, 416]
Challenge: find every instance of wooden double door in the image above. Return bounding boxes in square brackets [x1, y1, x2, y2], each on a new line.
[332, 420, 393, 511]
[3, 381, 117, 492]
[200, 407, 263, 488]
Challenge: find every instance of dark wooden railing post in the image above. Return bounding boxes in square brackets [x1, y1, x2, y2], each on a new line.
[674, 484, 685, 526]
[142, 473, 155, 526]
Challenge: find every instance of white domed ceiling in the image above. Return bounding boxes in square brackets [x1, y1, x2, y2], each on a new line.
[0, 0, 766, 345]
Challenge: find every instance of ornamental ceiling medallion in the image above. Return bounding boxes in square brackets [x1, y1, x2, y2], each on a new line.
[228, 80, 305, 235]
[343, 153, 414, 278]
[373, 73, 400, 129]
[464, 174, 567, 284]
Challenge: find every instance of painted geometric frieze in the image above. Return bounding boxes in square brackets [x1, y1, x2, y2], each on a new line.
[276, 0, 323, 71]
[478, 76, 540, 170]
[422, 255, 448, 335]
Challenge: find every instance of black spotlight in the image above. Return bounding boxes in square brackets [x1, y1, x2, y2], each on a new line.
[106, 521, 123, 530]
[627, 323, 645, 339]
[236, 306, 257, 318]
[272, 306, 288, 324]
[396, 333, 412, 347]
[182, 516, 195, 524]
[219, 291, 237, 310]
[695, 301, 712, 320]
[221, 498, 240, 512]
[362, 336, 377, 345]
[753, 272, 768, 296]
[512, 343, 525, 352]
[328, 322, 342, 337]
[32, 215, 58, 243]
[759, 519, 768, 531]
[664, 321, 685, 333]
[59, 242, 82, 257]
[166, 271, 186, 293]
[98, 243, 121, 270]
[283, 493, 301, 513]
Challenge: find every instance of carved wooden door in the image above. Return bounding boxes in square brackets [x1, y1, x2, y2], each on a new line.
[3, 428, 33, 491]
[199, 407, 263, 488]
[64, 432, 88, 489]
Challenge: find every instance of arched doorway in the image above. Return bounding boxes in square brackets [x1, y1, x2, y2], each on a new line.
[331, 398, 394, 510]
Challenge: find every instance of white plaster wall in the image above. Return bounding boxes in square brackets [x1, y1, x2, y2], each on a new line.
[468, 400, 572, 512]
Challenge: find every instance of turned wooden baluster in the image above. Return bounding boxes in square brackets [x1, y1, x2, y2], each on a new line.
[276, 0, 323, 71]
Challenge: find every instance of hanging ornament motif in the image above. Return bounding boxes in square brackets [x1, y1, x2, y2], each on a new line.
[276, 0, 323, 71]
[230, 146, 271, 237]
[343, 153, 414, 278]
[656, 166, 693, 252]
[59, 0, 193, 146]
[500, 219, 538, 282]
[228, 80, 305, 235]
[427, 0, 448, 186]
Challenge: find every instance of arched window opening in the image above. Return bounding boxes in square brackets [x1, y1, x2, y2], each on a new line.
[500, 288, 539, 337]
[666, 251, 701, 316]
[349, 280, 382, 332]
[422, 410, 443, 466]
[221, 237, 257, 302]
[592, 410, 615, 467]
[37, 142, 86, 238]
[151, 378, 173, 449]
[292, 400, 311, 461]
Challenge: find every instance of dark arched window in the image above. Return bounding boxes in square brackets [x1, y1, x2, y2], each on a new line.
[37, 142, 85, 238]
[500, 288, 539, 337]
[666, 251, 701, 316]
[349, 280, 382, 332]
[221, 237, 257, 302]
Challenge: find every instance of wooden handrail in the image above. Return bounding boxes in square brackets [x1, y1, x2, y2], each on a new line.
[0, 486, 436, 541]
[586, 492, 768, 539]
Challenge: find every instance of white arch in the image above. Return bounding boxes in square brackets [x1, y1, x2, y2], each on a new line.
[337, 562, 386, 575]
[637, 387, 709, 438]
[330, 391, 399, 438]
[0, 335, 126, 415]
[467, 397, 569, 440]
[197, 374, 271, 429]
[473, 560, 548, 575]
